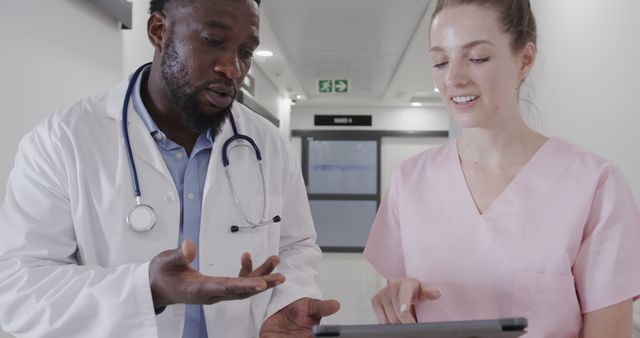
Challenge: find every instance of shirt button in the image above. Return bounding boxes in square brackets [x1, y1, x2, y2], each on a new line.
[163, 192, 176, 203]
[187, 193, 195, 200]
[176, 152, 184, 159]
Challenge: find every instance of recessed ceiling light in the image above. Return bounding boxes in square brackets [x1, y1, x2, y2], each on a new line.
[255, 50, 274, 57]
[411, 102, 423, 107]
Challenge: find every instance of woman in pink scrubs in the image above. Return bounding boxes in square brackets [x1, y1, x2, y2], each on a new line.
[363, 1, 640, 337]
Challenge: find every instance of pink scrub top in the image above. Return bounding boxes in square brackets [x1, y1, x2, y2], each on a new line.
[364, 137, 640, 338]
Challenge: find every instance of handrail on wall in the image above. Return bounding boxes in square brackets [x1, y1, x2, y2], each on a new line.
[88, 0, 133, 29]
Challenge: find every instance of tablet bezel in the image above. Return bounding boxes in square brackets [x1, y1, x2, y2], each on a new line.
[312, 317, 527, 338]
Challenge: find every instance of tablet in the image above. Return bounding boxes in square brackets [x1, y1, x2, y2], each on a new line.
[313, 317, 527, 337]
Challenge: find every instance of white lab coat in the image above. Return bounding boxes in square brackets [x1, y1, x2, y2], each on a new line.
[0, 80, 322, 338]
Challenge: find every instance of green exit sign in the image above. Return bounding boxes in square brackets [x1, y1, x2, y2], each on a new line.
[334, 79, 348, 93]
[318, 79, 333, 93]
[317, 79, 349, 94]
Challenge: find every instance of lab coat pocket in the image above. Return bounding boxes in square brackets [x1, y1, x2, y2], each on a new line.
[511, 271, 581, 337]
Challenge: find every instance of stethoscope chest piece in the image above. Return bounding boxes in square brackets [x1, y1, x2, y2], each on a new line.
[127, 203, 157, 232]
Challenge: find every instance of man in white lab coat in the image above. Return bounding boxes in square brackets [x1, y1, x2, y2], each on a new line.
[0, 0, 339, 337]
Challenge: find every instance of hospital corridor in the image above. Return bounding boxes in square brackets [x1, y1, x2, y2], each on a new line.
[1, 0, 640, 337]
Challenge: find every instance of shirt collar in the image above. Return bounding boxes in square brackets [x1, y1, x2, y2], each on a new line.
[132, 64, 165, 143]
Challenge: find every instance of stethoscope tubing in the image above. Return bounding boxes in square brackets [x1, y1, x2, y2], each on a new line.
[221, 98, 281, 231]
[122, 62, 152, 199]
[122, 63, 280, 233]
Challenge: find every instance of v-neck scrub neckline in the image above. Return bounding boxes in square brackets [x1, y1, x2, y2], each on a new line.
[454, 138, 554, 217]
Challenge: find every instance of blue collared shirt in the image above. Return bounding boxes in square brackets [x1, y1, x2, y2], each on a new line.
[132, 66, 210, 338]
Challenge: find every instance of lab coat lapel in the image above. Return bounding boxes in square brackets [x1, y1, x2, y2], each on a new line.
[128, 113, 173, 182]
[202, 108, 234, 205]
[105, 80, 173, 183]
[199, 107, 235, 275]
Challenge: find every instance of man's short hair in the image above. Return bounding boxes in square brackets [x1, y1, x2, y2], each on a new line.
[150, 0, 261, 14]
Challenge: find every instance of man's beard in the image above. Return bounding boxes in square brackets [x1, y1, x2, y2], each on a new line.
[160, 38, 232, 135]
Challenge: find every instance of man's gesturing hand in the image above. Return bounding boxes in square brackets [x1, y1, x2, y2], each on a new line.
[260, 297, 340, 338]
[149, 240, 285, 309]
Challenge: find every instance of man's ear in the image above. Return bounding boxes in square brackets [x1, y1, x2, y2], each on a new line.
[519, 42, 537, 81]
[147, 11, 167, 51]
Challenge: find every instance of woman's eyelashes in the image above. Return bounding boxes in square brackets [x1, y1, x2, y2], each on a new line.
[432, 56, 490, 69]
[469, 57, 490, 64]
[433, 61, 448, 69]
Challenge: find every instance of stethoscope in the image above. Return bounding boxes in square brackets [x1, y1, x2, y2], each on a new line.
[122, 63, 281, 233]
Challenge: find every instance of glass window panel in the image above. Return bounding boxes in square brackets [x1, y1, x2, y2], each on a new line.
[308, 140, 377, 194]
[310, 200, 378, 249]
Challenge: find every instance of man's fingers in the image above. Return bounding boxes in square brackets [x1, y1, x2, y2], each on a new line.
[239, 252, 253, 277]
[221, 275, 285, 296]
[248, 255, 280, 277]
[262, 273, 286, 288]
[192, 277, 263, 303]
[309, 299, 340, 319]
[180, 240, 197, 265]
[159, 240, 195, 269]
[195, 274, 285, 303]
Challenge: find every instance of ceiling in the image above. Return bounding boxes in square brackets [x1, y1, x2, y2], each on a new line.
[253, 0, 443, 107]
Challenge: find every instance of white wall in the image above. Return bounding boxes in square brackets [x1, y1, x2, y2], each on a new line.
[248, 63, 286, 122]
[122, 0, 154, 75]
[532, 0, 640, 197]
[0, 0, 125, 201]
[530, 1, 640, 334]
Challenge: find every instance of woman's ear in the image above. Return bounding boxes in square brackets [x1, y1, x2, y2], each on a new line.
[147, 11, 167, 52]
[519, 42, 537, 81]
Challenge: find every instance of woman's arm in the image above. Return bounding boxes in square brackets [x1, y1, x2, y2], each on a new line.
[582, 299, 633, 338]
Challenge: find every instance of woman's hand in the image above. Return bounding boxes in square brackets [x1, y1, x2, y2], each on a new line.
[371, 277, 441, 324]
